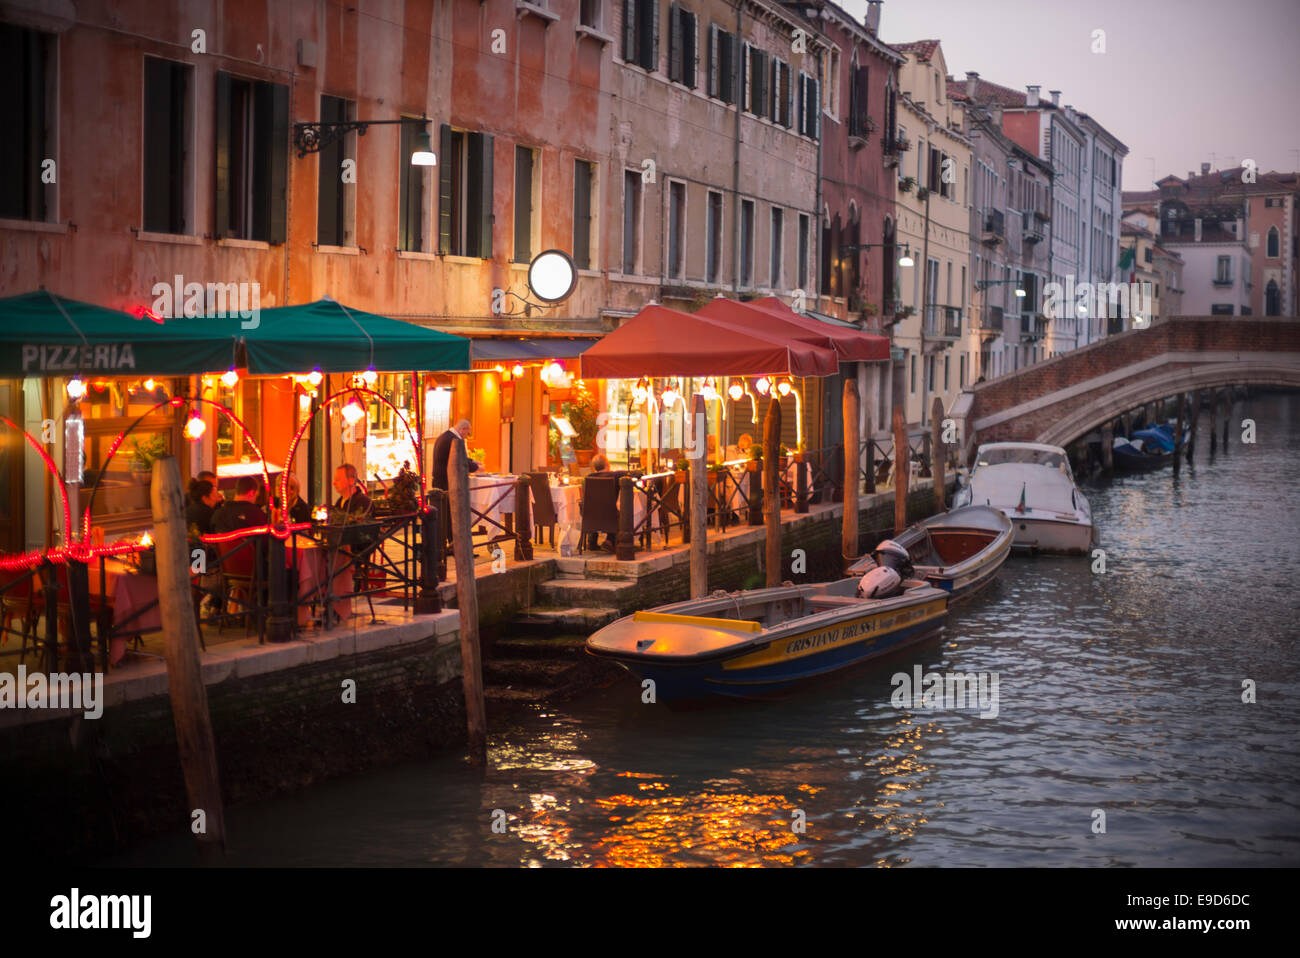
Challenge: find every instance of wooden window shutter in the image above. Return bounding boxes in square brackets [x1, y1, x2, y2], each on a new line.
[265, 81, 289, 244]
[623, 0, 636, 62]
[214, 70, 231, 238]
[468, 132, 494, 259]
[438, 124, 453, 254]
[684, 11, 696, 87]
[707, 24, 719, 97]
[669, 3, 682, 82]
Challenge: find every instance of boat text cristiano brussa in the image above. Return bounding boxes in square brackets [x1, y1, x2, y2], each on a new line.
[586, 577, 948, 705]
[848, 505, 1013, 604]
[953, 442, 1094, 554]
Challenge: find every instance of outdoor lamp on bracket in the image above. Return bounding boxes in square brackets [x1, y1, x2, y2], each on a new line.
[974, 279, 1026, 298]
[837, 240, 915, 268]
[293, 114, 436, 165]
[493, 250, 578, 316]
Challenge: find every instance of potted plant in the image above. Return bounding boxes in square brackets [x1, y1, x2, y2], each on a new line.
[746, 444, 762, 472]
[374, 461, 421, 516]
[128, 434, 168, 483]
[565, 381, 599, 468]
[778, 443, 790, 470]
[899, 176, 916, 194]
[916, 186, 930, 201]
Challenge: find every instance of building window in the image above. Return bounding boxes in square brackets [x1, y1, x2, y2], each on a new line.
[706, 190, 723, 283]
[707, 24, 738, 103]
[667, 180, 686, 280]
[316, 95, 355, 247]
[1267, 226, 1280, 258]
[769, 207, 783, 289]
[622, 0, 659, 72]
[580, 0, 603, 30]
[797, 72, 820, 138]
[438, 126, 494, 257]
[143, 58, 194, 235]
[0, 24, 55, 222]
[739, 198, 755, 286]
[943, 355, 949, 390]
[745, 44, 769, 118]
[513, 145, 539, 264]
[770, 58, 792, 128]
[847, 61, 870, 137]
[910, 352, 916, 393]
[1265, 280, 1281, 316]
[960, 353, 966, 387]
[573, 159, 596, 269]
[1215, 255, 1231, 283]
[820, 48, 839, 117]
[1210, 304, 1234, 315]
[622, 169, 642, 274]
[215, 72, 289, 242]
[668, 4, 697, 88]
[797, 213, 809, 291]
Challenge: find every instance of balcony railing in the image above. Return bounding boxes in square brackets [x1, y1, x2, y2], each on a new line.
[973, 305, 1003, 336]
[982, 209, 1005, 244]
[923, 305, 962, 339]
[1212, 276, 1234, 286]
[1022, 214, 1045, 244]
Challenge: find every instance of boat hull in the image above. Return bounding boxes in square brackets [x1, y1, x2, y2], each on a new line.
[588, 588, 948, 704]
[1005, 515, 1094, 554]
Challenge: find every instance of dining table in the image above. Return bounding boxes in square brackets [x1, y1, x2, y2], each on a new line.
[467, 473, 518, 533]
[290, 536, 353, 626]
[86, 557, 161, 666]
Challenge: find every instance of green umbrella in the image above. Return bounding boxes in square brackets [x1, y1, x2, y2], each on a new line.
[0, 290, 239, 377]
[175, 298, 471, 374]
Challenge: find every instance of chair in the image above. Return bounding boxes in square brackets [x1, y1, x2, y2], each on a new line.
[528, 472, 559, 547]
[579, 474, 620, 553]
[0, 568, 41, 664]
[655, 475, 684, 549]
[216, 536, 262, 636]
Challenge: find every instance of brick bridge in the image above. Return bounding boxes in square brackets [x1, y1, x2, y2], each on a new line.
[949, 316, 1300, 458]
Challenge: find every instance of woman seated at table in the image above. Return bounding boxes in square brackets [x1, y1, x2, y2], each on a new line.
[584, 454, 617, 553]
[271, 474, 312, 524]
[186, 479, 223, 537]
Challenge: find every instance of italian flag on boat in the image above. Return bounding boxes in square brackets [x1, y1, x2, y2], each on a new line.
[1015, 482, 1027, 514]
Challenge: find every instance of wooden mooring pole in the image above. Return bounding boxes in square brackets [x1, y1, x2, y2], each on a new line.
[893, 408, 908, 536]
[1209, 389, 1218, 455]
[931, 397, 946, 515]
[842, 379, 860, 570]
[764, 396, 782, 587]
[1222, 388, 1232, 450]
[1187, 389, 1199, 461]
[1101, 422, 1114, 475]
[151, 457, 226, 858]
[689, 393, 708, 598]
[447, 438, 486, 767]
[1173, 392, 1185, 476]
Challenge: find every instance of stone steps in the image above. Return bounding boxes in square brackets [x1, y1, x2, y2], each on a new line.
[536, 577, 641, 606]
[506, 606, 622, 636]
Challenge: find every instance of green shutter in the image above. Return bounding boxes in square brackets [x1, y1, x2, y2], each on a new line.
[468, 132, 494, 259]
[623, 0, 636, 62]
[438, 124, 453, 253]
[266, 81, 289, 244]
[669, 3, 681, 82]
[214, 71, 231, 238]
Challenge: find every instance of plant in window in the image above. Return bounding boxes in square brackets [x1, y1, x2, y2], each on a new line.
[128, 434, 169, 473]
[899, 176, 915, 193]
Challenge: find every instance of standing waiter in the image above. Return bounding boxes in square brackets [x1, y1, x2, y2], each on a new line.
[431, 419, 480, 546]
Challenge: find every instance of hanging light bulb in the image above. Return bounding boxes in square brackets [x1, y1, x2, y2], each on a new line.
[512, 363, 525, 378]
[661, 384, 679, 407]
[755, 376, 771, 396]
[362, 369, 378, 386]
[632, 377, 648, 405]
[777, 379, 793, 397]
[66, 378, 87, 400]
[222, 369, 239, 388]
[341, 393, 365, 426]
[542, 361, 563, 385]
[139, 531, 153, 548]
[701, 378, 718, 402]
[308, 369, 323, 387]
[728, 379, 744, 401]
[184, 413, 206, 441]
[143, 378, 156, 392]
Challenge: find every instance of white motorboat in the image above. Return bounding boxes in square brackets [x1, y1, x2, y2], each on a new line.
[953, 442, 1094, 554]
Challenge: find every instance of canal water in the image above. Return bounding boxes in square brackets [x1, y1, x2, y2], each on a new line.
[113, 392, 1300, 867]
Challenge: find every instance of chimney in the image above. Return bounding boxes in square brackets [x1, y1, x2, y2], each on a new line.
[992, 104, 1003, 127]
[1194, 218, 1202, 242]
[865, 0, 882, 34]
[1049, 90, 1061, 106]
[1200, 162, 1211, 176]
[1026, 85, 1040, 107]
[966, 71, 979, 99]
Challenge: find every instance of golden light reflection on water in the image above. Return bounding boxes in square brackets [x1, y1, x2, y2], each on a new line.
[849, 717, 941, 864]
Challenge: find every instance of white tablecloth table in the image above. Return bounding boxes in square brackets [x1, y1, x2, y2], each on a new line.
[467, 474, 517, 526]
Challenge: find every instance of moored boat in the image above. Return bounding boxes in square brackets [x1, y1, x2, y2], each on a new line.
[1112, 433, 1171, 473]
[849, 505, 1013, 603]
[953, 442, 1094, 554]
[586, 578, 948, 705]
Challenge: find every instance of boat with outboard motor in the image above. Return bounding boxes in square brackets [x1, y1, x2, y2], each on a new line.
[953, 442, 1094, 554]
[586, 571, 948, 705]
[848, 505, 1013, 603]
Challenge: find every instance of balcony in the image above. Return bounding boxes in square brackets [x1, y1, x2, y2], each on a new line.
[981, 209, 1005, 246]
[1212, 276, 1234, 287]
[848, 116, 876, 150]
[1022, 213, 1045, 245]
[1021, 313, 1047, 342]
[973, 305, 1003, 338]
[923, 304, 962, 341]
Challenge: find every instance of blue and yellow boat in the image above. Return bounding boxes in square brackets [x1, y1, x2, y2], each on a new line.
[586, 579, 948, 705]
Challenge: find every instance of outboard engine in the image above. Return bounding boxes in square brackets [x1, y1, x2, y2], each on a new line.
[857, 539, 914, 599]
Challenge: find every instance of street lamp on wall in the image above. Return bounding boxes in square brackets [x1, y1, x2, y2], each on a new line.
[838, 240, 915, 268]
[293, 114, 436, 165]
[492, 249, 579, 316]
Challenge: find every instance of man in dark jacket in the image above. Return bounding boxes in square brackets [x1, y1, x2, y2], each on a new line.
[212, 476, 268, 533]
[332, 463, 372, 516]
[431, 419, 480, 491]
